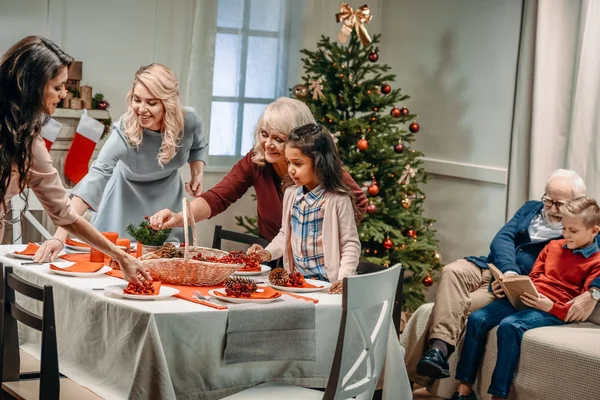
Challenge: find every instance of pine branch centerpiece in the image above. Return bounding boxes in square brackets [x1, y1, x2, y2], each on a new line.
[126, 216, 171, 246]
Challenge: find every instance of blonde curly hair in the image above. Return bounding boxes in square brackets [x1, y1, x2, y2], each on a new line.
[122, 64, 184, 166]
[251, 97, 316, 166]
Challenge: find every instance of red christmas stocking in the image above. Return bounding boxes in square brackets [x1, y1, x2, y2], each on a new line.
[64, 110, 104, 184]
[41, 118, 62, 151]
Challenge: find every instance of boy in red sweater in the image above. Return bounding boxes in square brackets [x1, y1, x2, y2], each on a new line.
[452, 196, 600, 400]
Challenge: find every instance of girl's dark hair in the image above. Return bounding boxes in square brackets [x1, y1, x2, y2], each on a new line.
[287, 124, 350, 196]
[0, 36, 73, 220]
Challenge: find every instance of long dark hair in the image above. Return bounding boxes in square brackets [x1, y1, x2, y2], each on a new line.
[287, 124, 351, 196]
[0, 36, 73, 217]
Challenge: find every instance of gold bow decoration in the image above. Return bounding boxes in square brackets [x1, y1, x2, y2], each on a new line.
[335, 2, 373, 46]
[309, 78, 324, 100]
[398, 164, 418, 185]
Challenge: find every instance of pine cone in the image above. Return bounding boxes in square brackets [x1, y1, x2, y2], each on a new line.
[157, 243, 183, 259]
[269, 268, 289, 286]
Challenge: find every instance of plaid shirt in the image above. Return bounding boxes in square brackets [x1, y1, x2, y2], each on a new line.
[290, 185, 327, 280]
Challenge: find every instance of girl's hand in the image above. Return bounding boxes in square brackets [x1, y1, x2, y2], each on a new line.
[329, 280, 343, 294]
[520, 292, 553, 312]
[33, 238, 64, 263]
[491, 280, 505, 298]
[247, 244, 271, 262]
[185, 175, 203, 197]
[149, 209, 183, 229]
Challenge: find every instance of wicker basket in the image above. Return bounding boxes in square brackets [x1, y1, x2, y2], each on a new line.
[140, 199, 243, 286]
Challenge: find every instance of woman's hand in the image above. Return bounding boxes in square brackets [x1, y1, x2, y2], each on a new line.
[113, 254, 152, 284]
[491, 280, 506, 298]
[329, 280, 343, 294]
[185, 175, 203, 197]
[149, 209, 183, 229]
[247, 244, 272, 262]
[33, 238, 64, 262]
[520, 292, 553, 312]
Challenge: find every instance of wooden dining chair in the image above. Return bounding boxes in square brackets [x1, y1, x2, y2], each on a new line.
[0, 265, 102, 400]
[212, 225, 282, 269]
[357, 260, 405, 336]
[222, 263, 404, 400]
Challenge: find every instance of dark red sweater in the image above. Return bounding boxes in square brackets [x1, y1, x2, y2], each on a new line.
[200, 151, 368, 241]
[529, 239, 600, 320]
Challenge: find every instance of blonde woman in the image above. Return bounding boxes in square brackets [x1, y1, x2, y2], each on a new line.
[149, 97, 367, 242]
[35, 64, 208, 261]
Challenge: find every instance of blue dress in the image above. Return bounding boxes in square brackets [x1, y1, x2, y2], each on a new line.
[71, 107, 208, 241]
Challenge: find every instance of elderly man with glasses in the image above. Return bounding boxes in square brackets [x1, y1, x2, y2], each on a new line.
[406, 169, 588, 384]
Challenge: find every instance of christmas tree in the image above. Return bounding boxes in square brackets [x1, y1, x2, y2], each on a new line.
[290, 4, 440, 310]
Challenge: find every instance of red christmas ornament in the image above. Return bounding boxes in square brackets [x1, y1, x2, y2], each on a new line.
[409, 121, 420, 133]
[357, 138, 369, 151]
[368, 52, 379, 62]
[400, 106, 409, 116]
[394, 143, 405, 153]
[423, 274, 434, 287]
[366, 203, 377, 214]
[407, 229, 417, 238]
[381, 83, 391, 95]
[368, 183, 380, 196]
[383, 238, 393, 250]
[390, 106, 401, 118]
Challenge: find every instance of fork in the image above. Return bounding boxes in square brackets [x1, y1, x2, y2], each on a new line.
[193, 290, 222, 305]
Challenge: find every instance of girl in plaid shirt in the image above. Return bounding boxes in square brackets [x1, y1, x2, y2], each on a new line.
[248, 124, 361, 294]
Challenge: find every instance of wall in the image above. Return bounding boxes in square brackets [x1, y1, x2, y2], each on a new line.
[0, 0, 524, 260]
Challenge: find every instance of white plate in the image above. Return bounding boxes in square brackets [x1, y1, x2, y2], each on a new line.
[104, 284, 179, 300]
[48, 265, 112, 277]
[233, 264, 272, 276]
[269, 279, 331, 293]
[208, 289, 281, 304]
[65, 238, 90, 253]
[8, 252, 35, 260]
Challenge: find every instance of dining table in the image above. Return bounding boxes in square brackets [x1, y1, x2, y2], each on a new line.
[1, 244, 412, 400]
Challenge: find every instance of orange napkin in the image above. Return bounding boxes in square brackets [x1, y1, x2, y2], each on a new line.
[15, 243, 40, 255]
[172, 285, 229, 310]
[65, 238, 90, 248]
[49, 261, 104, 273]
[59, 253, 91, 262]
[215, 286, 282, 300]
[237, 264, 262, 272]
[284, 293, 320, 304]
[287, 278, 324, 289]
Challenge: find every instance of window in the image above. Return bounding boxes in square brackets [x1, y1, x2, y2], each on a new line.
[208, 0, 293, 167]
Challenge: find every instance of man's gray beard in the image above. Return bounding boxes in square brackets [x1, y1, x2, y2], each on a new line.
[542, 209, 563, 230]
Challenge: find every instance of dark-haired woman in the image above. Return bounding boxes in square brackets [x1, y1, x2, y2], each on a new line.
[0, 36, 149, 283]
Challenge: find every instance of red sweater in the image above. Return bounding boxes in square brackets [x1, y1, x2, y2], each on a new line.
[529, 239, 600, 320]
[200, 151, 368, 241]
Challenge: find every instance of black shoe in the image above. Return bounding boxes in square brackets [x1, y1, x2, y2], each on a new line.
[449, 392, 477, 400]
[416, 348, 450, 379]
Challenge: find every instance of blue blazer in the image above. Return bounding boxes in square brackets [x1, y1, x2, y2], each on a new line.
[465, 201, 558, 275]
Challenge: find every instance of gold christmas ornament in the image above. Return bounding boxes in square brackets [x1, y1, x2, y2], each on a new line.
[401, 198, 412, 209]
[291, 84, 309, 100]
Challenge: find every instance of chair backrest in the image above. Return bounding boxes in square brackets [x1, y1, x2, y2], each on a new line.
[357, 260, 405, 336]
[0, 265, 60, 399]
[324, 263, 403, 400]
[212, 225, 269, 249]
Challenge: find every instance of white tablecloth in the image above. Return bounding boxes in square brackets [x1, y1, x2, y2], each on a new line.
[1, 245, 412, 400]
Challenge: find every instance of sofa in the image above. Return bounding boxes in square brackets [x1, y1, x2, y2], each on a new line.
[400, 302, 600, 400]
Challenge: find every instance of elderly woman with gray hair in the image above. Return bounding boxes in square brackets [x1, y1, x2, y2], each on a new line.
[150, 97, 367, 241]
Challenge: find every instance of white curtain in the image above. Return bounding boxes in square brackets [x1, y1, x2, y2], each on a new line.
[180, 0, 218, 135]
[507, 0, 600, 216]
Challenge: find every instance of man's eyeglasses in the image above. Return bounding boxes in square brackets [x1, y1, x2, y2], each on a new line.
[541, 194, 566, 209]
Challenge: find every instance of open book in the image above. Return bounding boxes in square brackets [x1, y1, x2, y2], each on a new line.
[488, 264, 539, 311]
